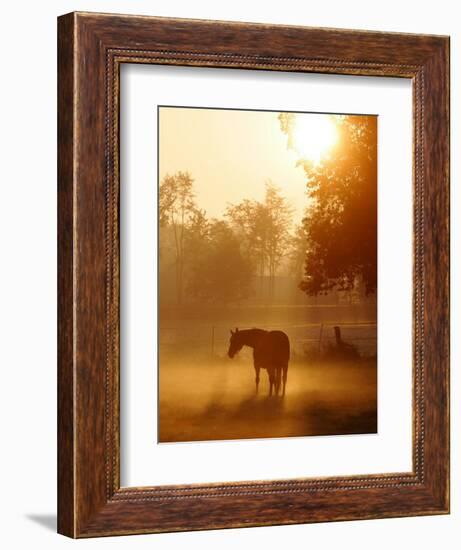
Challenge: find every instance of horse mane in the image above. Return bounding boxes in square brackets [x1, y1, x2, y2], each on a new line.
[234, 328, 267, 347]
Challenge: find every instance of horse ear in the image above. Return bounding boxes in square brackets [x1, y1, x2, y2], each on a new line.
[230, 329, 235, 336]
[235, 327, 239, 333]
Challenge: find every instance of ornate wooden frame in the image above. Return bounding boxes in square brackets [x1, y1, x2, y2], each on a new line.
[57, 12, 450, 538]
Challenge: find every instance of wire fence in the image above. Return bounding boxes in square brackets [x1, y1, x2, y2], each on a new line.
[160, 321, 377, 358]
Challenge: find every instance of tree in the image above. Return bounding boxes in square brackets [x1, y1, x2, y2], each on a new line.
[287, 221, 309, 282]
[264, 181, 294, 299]
[279, 114, 377, 296]
[187, 220, 253, 304]
[225, 182, 293, 302]
[226, 198, 267, 297]
[159, 171, 197, 305]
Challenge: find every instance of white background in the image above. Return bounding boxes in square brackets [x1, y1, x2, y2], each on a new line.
[0, 1, 458, 549]
[121, 65, 413, 486]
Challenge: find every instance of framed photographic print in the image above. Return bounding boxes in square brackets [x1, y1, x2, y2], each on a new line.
[58, 12, 450, 537]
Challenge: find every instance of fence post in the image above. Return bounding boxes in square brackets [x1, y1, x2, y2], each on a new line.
[333, 325, 342, 346]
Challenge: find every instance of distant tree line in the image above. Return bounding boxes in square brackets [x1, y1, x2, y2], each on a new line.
[159, 173, 301, 305]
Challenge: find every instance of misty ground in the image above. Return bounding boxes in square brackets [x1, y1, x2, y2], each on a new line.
[158, 303, 377, 443]
[159, 350, 377, 443]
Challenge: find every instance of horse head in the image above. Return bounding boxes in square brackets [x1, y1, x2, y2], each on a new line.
[228, 328, 243, 358]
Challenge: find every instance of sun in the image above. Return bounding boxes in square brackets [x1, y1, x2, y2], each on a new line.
[292, 114, 338, 164]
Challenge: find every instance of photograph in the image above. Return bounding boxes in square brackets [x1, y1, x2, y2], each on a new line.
[158, 106, 378, 443]
[0, 1, 452, 544]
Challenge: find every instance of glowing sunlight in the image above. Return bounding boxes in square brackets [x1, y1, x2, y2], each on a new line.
[292, 114, 338, 164]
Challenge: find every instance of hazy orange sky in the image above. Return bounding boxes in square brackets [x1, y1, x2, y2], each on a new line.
[158, 107, 308, 225]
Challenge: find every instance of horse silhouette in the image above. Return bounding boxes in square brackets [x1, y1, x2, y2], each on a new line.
[227, 328, 290, 396]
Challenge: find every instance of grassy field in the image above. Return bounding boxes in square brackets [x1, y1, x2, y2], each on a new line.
[158, 350, 377, 443]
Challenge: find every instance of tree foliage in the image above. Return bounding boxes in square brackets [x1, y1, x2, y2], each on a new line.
[159, 172, 254, 305]
[187, 220, 253, 304]
[279, 114, 377, 296]
[159, 172, 197, 304]
[226, 182, 293, 300]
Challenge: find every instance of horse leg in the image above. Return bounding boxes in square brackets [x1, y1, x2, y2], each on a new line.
[282, 365, 288, 396]
[275, 367, 281, 396]
[254, 366, 260, 393]
[268, 369, 274, 396]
